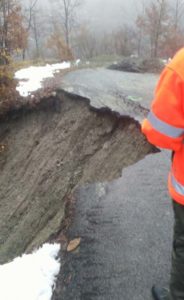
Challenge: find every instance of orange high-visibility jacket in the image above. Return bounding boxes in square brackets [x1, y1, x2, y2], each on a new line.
[142, 48, 184, 205]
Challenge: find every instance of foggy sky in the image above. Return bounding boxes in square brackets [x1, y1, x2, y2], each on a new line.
[79, 0, 139, 30]
[80, 0, 175, 31]
[24, 0, 175, 33]
[25, 0, 142, 31]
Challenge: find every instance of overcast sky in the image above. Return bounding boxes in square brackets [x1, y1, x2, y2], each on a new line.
[26, 0, 176, 33]
[31, 0, 142, 32]
[79, 0, 139, 30]
[79, 0, 175, 31]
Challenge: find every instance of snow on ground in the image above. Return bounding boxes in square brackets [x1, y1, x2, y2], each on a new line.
[15, 62, 71, 97]
[0, 243, 60, 300]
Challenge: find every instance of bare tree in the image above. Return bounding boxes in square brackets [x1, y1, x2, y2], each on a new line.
[113, 26, 135, 56]
[32, 10, 40, 59]
[47, 21, 73, 60]
[23, 0, 38, 59]
[136, 0, 170, 58]
[74, 25, 98, 59]
[24, 0, 48, 60]
[25, 0, 38, 32]
[135, 0, 146, 56]
[55, 0, 83, 52]
[172, 0, 184, 31]
[161, 0, 184, 57]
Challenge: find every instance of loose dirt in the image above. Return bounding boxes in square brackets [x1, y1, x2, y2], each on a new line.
[0, 91, 157, 264]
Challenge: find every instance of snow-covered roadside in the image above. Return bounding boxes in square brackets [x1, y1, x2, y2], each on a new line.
[0, 243, 60, 300]
[15, 62, 71, 97]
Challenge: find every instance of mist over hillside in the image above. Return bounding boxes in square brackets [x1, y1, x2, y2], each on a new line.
[22, 0, 142, 32]
[30, 0, 176, 32]
[77, 0, 178, 31]
[22, 0, 178, 34]
[78, 0, 139, 31]
[19, 0, 184, 60]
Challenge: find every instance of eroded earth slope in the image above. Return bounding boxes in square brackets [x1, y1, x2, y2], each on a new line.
[0, 90, 156, 264]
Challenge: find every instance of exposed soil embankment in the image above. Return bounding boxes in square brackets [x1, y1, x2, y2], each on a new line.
[0, 91, 157, 264]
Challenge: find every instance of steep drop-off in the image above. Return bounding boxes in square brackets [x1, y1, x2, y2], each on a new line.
[0, 91, 156, 263]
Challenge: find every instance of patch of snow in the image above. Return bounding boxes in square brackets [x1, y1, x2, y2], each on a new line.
[161, 59, 168, 65]
[161, 58, 172, 65]
[0, 243, 60, 300]
[75, 59, 81, 66]
[15, 62, 71, 97]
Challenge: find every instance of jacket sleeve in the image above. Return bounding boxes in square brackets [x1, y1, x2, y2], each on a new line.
[142, 67, 184, 151]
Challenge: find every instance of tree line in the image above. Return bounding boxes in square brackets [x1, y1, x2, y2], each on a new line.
[0, 0, 184, 64]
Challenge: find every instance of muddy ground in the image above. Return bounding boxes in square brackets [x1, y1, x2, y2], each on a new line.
[0, 89, 156, 264]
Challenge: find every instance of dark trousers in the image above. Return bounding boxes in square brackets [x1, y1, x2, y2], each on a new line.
[170, 201, 184, 300]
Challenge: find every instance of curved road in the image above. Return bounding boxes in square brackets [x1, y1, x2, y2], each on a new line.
[53, 68, 173, 300]
[61, 68, 158, 109]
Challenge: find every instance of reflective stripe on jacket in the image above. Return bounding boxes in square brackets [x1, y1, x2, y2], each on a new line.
[142, 48, 184, 205]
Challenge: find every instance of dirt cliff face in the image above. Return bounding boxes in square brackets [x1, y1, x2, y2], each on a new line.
[0, 91, 156, 264]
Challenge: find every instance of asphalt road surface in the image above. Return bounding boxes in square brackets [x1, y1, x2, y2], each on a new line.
[61, 68, 159, 110]
[55, 68, 173, 300]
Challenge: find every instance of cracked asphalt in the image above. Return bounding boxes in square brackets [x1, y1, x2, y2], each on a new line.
[61, 68, 158, 110]
[53, 68, 174, 300]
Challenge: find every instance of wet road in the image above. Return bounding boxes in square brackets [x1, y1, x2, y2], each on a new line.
[61, 68, 159, 110]
[55, 68, 173, 300]
[56, 152, 172, 300]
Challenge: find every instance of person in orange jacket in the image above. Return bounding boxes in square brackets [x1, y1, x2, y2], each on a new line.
[142, 48, 184, 300]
